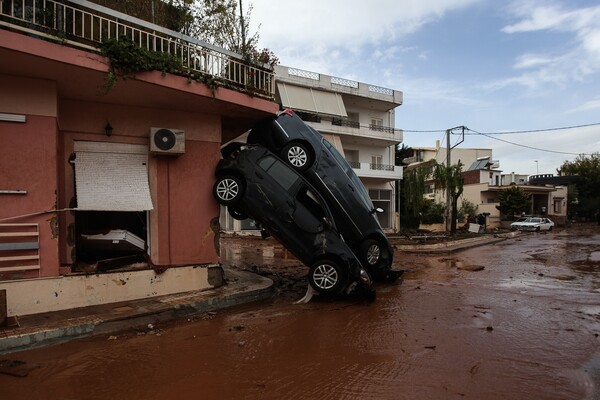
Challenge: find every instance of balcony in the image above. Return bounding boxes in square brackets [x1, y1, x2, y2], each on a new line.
[275, 65, 402, 110]
[0, 0, 274, 98]
[305, 119, 403, 147]
[351, 162, 403, 180]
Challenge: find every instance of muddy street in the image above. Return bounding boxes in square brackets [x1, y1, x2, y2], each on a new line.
[1, 225, 600, 399]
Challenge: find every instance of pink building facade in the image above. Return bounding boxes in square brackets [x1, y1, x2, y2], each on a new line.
[0, 6, 277, 317]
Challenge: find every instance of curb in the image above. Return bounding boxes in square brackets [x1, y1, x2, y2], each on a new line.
[0, 268, 274, 355]
[392, 232, 519, 254]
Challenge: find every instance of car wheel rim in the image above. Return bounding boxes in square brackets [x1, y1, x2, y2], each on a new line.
[312, 264, 338, 290]
[366, 244, 381, 266]
[216, 178, 238, 201]
[287, 146, 307, 168]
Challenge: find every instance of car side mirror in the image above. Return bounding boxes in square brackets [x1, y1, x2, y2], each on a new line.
[372, 207, 384, 214]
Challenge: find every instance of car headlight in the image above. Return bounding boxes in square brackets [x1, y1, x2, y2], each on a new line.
[359, 269, 372, 285]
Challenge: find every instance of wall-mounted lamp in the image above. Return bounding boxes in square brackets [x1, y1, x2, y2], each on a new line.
[105, 122, 113, 137]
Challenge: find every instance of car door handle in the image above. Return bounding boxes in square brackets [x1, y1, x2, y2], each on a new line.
[348, 184, 354, 192]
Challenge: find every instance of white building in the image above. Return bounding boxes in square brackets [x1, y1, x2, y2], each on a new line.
[221, 66, 404, 233]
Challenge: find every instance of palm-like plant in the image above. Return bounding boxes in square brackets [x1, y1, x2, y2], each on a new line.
[432, 160, 464, 233]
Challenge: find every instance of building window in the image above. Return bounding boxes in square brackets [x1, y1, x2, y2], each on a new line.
[553, 200, 562, 213]
[371, 118, 383, 127]
[345, 150, 360, 169]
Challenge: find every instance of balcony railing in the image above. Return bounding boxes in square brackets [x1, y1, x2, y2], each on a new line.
[332, 117, 360, 129]
[369, 124, 395, 134]
[370, 163, 395, 171]
[296, 111, 321, 123]
[0, 0, 275, 98]
[348, 162, 402, 180]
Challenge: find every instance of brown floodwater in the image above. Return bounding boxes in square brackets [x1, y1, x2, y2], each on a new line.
[1, 225, 600, 399]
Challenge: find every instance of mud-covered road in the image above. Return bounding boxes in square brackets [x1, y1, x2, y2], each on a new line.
[1, 224, 600, 399]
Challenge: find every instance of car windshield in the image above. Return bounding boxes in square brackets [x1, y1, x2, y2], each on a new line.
[322, 138, 375, 211]
[525, 218, 542, 223]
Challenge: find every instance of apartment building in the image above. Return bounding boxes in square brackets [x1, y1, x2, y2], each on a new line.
[221, 65, 404, 233]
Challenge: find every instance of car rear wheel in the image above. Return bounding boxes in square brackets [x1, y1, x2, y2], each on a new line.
[309, 260, 345, 294]
[213, 175, 244, 206]
[282, 142, 312, 171]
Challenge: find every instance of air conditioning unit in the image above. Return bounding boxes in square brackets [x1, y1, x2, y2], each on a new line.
[150, 128, 185, 155]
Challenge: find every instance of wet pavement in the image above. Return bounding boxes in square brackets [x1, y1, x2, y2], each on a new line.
[1, 224, 600, 399]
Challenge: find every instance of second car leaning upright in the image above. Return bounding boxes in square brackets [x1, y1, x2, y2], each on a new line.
[247, 109, 398, 281]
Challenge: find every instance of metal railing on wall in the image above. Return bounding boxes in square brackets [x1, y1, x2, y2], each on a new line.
[0, 0, 275, 98]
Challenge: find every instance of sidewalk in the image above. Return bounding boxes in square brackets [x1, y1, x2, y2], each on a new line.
[0, 232, 517, 355]
[0, 268, 274, 355]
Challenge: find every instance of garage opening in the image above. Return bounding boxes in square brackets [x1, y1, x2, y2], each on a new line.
[72, 142, 153, 272]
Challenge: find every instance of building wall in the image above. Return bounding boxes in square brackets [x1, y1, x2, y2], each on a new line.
[57, 100, 221, 267]
[0, 75, 60, 279]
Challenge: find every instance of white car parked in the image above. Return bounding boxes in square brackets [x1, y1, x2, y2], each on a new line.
[510, 217, 554, 232]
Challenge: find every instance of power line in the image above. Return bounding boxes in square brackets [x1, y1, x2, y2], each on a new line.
[401, 122, 599, 156]
[462, 122, 600, 135]
[468, 128, 591, 156]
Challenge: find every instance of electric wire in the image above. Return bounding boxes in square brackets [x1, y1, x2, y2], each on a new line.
[400, 122, 600, 156]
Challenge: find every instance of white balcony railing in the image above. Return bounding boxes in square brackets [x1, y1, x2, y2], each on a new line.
[0, 0, 275, 98]
[351, 162, 403, 180]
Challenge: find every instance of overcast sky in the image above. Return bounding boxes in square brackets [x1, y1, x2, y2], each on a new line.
[247, 0, 600, 176]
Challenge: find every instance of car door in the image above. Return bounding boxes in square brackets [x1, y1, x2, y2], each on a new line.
[255, 155, 329, 264]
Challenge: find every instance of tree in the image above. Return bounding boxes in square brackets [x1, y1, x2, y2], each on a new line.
[458, 199, 477, 221]
[432, 160, 463, 234]
[559, 153, 600, 219]
[395, 144, 413, 166]
[399, 162, 432, 230]
[495, 185, 531, 218]
[179, 0, 278, 67]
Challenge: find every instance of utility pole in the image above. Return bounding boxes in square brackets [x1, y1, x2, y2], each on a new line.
[239, 0, 246, 57]
[445, 126, 466, 232]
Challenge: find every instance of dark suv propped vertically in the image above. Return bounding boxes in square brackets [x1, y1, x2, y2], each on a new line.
[213, 144, 375, 299]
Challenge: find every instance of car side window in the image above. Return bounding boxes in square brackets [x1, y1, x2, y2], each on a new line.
[258, 156, 299, 191]
[296, 186, 327, 222]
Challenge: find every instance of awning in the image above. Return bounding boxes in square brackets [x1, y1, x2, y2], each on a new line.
[277, 82, 347, 117]
[74, 142, 154, 211]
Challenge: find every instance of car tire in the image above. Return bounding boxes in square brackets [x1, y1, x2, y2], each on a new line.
[536, 226, 540, 232]
[213, 175, 244, 206]
[228, 208, 247, 220]
[548, 226, 553, 231]
[282, 142, 312, 171]
[361, 239, 382, 268]
[308, 260, 345, 295]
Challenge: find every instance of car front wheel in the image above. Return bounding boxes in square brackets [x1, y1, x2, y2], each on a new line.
[213, 175, 244, 206]
[361, 239, 382, 268]
[282, 142, 312, 171]
[309, 260, 345, 294]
